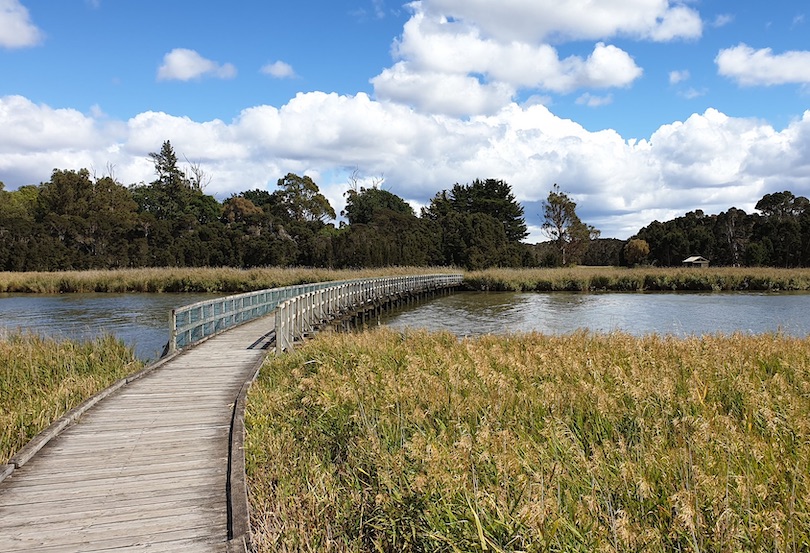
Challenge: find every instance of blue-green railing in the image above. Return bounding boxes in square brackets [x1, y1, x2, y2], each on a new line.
[167, 274, 463, 354]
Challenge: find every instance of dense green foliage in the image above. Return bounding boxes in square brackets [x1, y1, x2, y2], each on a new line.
[4, 139, 810, 270]
[634, 190, 810, 267]
[422, 179, 531, 269]
[0, 143, 536, 271]
[342, 186, 414, 225]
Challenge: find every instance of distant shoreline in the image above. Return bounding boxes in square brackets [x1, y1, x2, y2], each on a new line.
[3, 266, 810, 294]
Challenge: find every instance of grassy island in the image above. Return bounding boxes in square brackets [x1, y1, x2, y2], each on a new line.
[0, 267, 451, 294]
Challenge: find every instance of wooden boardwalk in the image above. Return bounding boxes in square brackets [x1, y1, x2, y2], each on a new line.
[0, 316, 275, 552]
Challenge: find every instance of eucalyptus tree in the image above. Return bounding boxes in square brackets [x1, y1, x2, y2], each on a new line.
[541, 183, 599, 266]
[273, 173, 335, 223]
[342, 187, 414, 225]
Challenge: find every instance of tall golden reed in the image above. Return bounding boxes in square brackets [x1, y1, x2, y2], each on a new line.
[465, 266, 810, 292]
[0, 331, 142, 464]
[0, 266, 456, 294]
[3, 266, 810, 294]
[246, 328, 810, 552]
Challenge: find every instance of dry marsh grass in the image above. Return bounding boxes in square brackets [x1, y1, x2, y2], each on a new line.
[0, 267, 456, 294]
[246, 328, 810, 552]
[4, 266, 810, 295]
[465, 266, 810, 292]
[0, 331, 142, 464]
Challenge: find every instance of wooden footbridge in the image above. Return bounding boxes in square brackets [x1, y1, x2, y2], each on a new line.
[0, 274, 462, 552]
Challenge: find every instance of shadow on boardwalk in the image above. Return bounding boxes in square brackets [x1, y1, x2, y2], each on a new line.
[0, 316, 274, 553]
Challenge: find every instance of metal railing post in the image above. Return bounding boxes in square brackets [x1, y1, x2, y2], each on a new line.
[169, 309, 178, 354]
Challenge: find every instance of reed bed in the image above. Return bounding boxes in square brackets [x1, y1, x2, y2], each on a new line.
[5, 266, 810, 295]
[464, 266, 810, 292]
[0, 267, 454, 294]
[0, 331, 142, 464]
[246, 328, 810, 552]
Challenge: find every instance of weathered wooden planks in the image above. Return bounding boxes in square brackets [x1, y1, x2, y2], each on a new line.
[0, 316, 272, 552]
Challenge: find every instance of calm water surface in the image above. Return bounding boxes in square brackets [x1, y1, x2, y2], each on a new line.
[2, 291, 808, 362]
[380, 291, 810, 338]
[0, 293, 222, 361]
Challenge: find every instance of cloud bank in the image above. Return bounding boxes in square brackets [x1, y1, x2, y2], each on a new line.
[4, 92, 810, 241]
[3, 0, 810, 242]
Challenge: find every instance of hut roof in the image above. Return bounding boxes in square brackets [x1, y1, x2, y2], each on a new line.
[683, 256, 709, 263]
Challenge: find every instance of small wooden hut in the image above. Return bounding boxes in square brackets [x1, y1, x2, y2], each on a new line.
[682, 255, 710, 268]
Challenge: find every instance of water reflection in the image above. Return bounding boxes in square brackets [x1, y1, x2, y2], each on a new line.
[381, 291, 810, 338]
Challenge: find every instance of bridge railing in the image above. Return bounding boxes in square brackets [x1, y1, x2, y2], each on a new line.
[168, 280, 341, 353]
[167, 274, 462, 354]
[274, 274, 463, 354]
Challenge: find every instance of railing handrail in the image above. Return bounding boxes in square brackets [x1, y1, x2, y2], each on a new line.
[167, 273, 463, 354]
[274, 274, 463, 354]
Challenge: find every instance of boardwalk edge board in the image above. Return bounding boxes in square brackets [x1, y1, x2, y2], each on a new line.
[1, 350, 182, 483]
[226, 357, 264, 553]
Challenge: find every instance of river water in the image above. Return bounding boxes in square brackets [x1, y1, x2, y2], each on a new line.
[379, 291, 810, 338]
[0, 293, 222, 361]
[1, 291, 808, 362]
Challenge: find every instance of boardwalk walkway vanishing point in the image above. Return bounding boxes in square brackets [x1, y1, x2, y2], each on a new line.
[0, 274, 462, 552]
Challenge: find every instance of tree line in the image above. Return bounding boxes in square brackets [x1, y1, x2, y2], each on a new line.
[632, 190, 810, 267]
[2, 140, 806, 271]
[0, 141, 545, 271]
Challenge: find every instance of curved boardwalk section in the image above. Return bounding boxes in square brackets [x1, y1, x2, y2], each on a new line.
[0, 274, 461, 552]
[0, 317, 272, 552]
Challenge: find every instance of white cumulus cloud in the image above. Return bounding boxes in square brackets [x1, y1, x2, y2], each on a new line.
[3, 92, 810, 240]
[372, 63, 515, 116]
[372, 6, 642, 115]
[716, 43, 810, 86]
[261, 61, 296, 79]
[669, 69, 690, 84]
[157, 48, 237, 81]
[0, 0, 43, 48]
[576, 93, 613, 107]
[420, 0, 702, 43]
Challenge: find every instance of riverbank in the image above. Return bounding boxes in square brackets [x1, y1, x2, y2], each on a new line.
[465, 266, 810, 292]
[3, 266, 810, 294]
[245, 327, 810, 552]
[0, 267, 451, 294]
[0, 332, 142, 464]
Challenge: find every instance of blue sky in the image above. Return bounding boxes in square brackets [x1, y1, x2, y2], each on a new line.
[2, 0, 810, 240]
